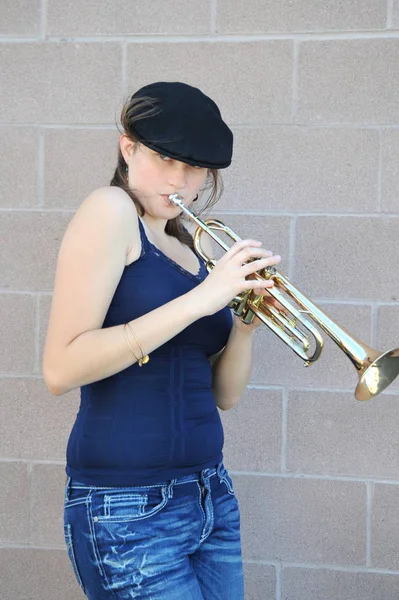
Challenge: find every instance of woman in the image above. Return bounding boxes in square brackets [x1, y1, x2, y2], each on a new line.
[42, 81, 281, 600]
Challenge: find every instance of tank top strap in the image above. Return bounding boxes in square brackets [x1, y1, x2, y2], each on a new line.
[137, 217, 150, 258]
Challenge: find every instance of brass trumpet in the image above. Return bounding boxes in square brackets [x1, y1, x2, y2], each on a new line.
[168, 193, 399, 401]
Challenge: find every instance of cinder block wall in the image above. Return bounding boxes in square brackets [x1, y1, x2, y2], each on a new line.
[1, 2, 398, 599]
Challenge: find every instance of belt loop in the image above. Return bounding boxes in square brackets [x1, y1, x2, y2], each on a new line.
[64, 476, 72, 502]
[167, 479, 176, 499]
[200, 469, 211, 489]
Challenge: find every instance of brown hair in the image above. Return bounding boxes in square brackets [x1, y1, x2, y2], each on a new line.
[110, 95, 224, 248]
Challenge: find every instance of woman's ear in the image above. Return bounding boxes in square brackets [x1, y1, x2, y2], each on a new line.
[119, 134, 137, 163]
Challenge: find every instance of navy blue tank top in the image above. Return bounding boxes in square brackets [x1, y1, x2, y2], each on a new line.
[66, 219, 233, 486]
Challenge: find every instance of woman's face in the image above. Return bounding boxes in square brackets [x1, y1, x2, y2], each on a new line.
[122, 137, 208, 220]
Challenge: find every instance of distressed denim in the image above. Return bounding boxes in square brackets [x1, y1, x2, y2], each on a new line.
[63, 463, 244, 599]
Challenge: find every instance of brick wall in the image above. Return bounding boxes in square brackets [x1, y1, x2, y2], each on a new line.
[1, 2, 398, 599]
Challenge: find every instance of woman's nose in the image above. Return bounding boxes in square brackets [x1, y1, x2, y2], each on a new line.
[168, 163, 187, 188]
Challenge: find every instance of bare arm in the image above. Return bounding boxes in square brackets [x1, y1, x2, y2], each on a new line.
[211, 322, 256, 411]
[42, 187, 203, 396]
[47, 293, 206, 396]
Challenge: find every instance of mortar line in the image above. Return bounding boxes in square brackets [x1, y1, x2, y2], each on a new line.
[121, 43, 128, 99]
[366, 481, 374, 567]
[34, 294, 41, 375]
[3, 31, 399, 42]
[1, 207, 399, 218]
[275, 561, 282, 600]
[210, 0, 217, 33]
[37, 128, 45, 207]
[377, 129, 383, 212]
[387, 0, 394, 29]
[247, 383, 399, 394]
[281, 388, 288, 473]
[40, 0, 47, 41]
[291, 41, 299, 123]
[371, 303, 379, 350]
[288, 215, 297, 279]
[0, 542, 66, 550]
[244, 557, 399, 575]
[0, 295, 397, 308]
[228, 470, 399, 485]
[27, 461, 33, 547]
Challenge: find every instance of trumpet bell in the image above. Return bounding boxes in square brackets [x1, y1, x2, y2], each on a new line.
[355, 348, 399, 401]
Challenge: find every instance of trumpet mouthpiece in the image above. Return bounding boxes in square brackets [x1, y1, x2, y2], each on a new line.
[168, 193, 183, 207]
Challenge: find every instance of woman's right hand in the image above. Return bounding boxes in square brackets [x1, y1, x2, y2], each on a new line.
[194, 239, 282, 316]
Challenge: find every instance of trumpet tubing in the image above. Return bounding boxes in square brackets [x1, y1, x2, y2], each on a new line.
[168, 193, 399, 401]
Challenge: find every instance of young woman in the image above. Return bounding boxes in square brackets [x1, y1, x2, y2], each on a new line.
[42, 81, 281, 600]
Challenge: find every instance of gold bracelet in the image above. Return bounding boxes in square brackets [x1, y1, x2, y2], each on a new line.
[123, 324, 140, 362]
[125, 322, 150, 367]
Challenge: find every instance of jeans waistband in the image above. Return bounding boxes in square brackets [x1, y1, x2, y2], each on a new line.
[65, 463, 228, 502]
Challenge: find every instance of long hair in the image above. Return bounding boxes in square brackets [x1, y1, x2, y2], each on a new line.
[110, 95, 224, 248]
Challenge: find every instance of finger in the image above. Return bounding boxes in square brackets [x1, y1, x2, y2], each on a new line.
[241, 255, 281, 277]
[242, 279, 275, 291]
[252, 287, 268, 295]
[223, 239, 263, 260]
[234, 247, 274, 264]
[253, 281, 275, 292]
[261, 295, 290, 314]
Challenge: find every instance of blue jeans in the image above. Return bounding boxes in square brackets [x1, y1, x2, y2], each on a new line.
[63, 463, 244, 599]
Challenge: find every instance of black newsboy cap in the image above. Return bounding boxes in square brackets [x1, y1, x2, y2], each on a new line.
[130, 81, 233, 169]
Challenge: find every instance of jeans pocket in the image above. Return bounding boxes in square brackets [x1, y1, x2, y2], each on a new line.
[92, 485, 169, 523]
[64, 523, 85, 592]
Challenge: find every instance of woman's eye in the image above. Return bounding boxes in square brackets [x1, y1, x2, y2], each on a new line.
[158, 154, 171, 161]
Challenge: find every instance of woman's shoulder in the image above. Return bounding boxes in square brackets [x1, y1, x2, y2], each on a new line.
[64, 186, 140, 267]
[78, 186, 138, 221]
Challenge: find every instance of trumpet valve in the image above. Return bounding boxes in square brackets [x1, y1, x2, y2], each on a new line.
[263, 266, 277, 279]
